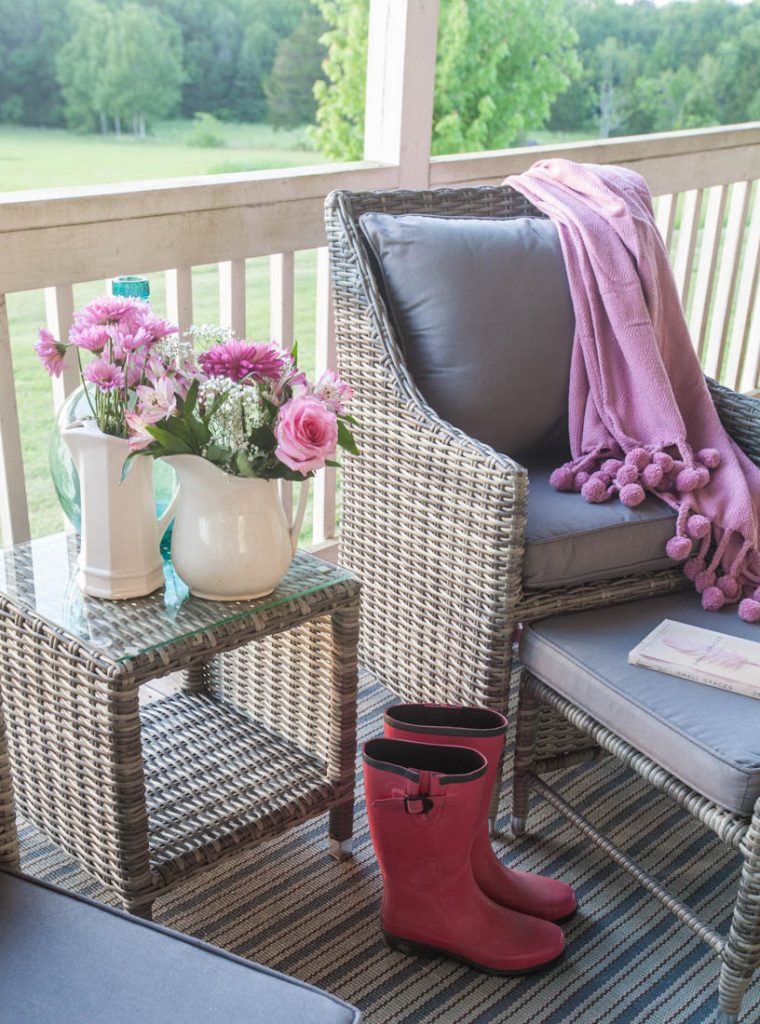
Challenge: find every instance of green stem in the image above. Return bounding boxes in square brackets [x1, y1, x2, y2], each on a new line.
[76, 348, 98, 421]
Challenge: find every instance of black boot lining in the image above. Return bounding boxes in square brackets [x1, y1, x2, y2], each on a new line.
[384, 704, 505, 737]
[363, 738, 486, 784]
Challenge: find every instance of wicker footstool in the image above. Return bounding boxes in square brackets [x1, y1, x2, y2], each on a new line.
[0, 533, 360, 919]
[514, 591, 760, 1024]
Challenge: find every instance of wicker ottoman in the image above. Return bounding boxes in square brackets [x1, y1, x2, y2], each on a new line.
[514, 591, 760, 1024]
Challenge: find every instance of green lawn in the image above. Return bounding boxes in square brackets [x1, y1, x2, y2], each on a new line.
[1, 121, 337, 543]
[0, 121, 328, 193]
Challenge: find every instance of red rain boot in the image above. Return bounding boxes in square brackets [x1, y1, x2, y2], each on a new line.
[384, 704, 577, 923]
[363, 737, 565, 974]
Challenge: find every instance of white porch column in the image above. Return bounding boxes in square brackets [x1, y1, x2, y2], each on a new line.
[363, 0, 440, 187]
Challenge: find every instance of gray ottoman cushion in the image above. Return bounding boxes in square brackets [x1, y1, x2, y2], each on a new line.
[359, 212, 574, 456]
[523, 456, 678, 589]
[520, 591, 760, 815]
[0, 869, 360, 1024]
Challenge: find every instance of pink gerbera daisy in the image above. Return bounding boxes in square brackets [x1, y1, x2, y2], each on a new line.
[198, 340, 286, 383]
[35, 329, 68, 378]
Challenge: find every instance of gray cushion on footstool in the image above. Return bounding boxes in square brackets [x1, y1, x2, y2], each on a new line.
[359, 213, 574, 456]
[0, 869, 360, 1024]
[520, 591, 760, 815]
[523, 456, 678, 589]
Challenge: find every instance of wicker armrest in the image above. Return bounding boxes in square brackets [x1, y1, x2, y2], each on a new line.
[0, 694, 19, 867]
[326, 189, 529, 708]
[708, 378, 760, 467]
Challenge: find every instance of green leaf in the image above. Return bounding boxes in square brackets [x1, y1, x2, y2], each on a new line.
[325, 459, 341, 469]
[145, 425, 194, 454]
[182, 378, 199, 418]
[205, 443, 231, 466]
[234, 450, 255, 476]
[337, 420, 360, 456]
[249, 425, 277, 451]
[120, 451, 141, 483]
[290, 341, 298, 366]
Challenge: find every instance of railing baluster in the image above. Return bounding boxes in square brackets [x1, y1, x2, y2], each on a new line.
[270, 253, 295, 349]
[219, 259, 246, 338]
[673, 188, 703, 312]
[655, 192, 677, 254]
[703, 181, 752, 381]
[165, 267, 193, 334]
[736, 183, 760, 393]
[312, 248, 337, 555]
[44, 285, 79, 411]
[271, 253, 296, 523]
[689, 185, 728, 362]
[0, 295, 31, 545]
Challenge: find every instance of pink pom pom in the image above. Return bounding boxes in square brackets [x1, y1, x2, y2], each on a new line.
[572, 470, 590, 493]
[616, 464, 639, 487]
[687, 514, 711, 540]
[619, 483, 645, 507]
[581, 477, 609, 503]
[641, 464, 663, 488]
[697, 448, 721, 469]
[739, 599, 760, 623]
[625, 447, 651, 470]
[676, 467, 705, 492]
[701, 586, 725, 611]
[684, 557, 704, 581]
[550, 466, 574, 491]
[653, 452, 674, 473]
[601, 459, 623, 476]
[717, 576, 741, 601]
[666, 535, 692, 561]
[695, 569, 717, 594]
[753, 586, 760, 602]
[671, 460, 685, 474]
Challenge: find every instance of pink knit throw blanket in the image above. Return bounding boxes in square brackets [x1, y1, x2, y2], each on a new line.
[506, 159, 760, 620]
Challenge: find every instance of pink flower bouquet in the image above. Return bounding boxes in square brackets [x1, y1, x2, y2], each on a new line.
[35, 296, 176, 437]
[122, 325, 358, 481]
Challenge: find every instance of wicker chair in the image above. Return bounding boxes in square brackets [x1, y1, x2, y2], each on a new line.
[324, 186, 760, 723]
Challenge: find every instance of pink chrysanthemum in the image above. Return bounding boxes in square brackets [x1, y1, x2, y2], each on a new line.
[35, 329, 68, 378]
[314, 369, 354, 414]
[69, 325, 111, 352]
[199, 340, 286, 383]
[74, 296, 143, 330]
[134, 309, 176, 344]
[84, 358, 125, 392]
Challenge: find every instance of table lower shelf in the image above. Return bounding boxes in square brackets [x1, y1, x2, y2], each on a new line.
[141, 692, 347, 889]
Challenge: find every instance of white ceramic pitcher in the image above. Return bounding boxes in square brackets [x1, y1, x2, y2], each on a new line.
[62, 420, 177, 599]
[163, 454, 309, 601]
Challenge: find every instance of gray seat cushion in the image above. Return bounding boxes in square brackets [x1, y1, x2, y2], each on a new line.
[520, 591, 760, 815]
[0, 869, 360, 1024]
[359, 212, 574, 456]
[523, 456, 677, 590]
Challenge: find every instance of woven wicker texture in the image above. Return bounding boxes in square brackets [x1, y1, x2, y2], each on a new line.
[515, 669, 760, 1023]
[325, 186, 760, 721]
[14, 670, 760, 1024]
[0, 538, 360, 915]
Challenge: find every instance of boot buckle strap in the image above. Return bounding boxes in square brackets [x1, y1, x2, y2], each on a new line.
[404, 794, 434, 815]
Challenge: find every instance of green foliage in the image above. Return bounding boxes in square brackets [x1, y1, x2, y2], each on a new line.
[186, 112, 226, 148]
[265, 6, 328, 128]
[0, 0, 70, 126]
[57, 0, 183, 133]
[311, 0, 579, 159]
[549, 0, 760, 138]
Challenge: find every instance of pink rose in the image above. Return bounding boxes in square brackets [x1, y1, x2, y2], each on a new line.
[275, 394, 338, 475]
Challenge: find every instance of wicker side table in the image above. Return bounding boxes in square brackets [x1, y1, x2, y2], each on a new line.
[0, 534, 360, 918]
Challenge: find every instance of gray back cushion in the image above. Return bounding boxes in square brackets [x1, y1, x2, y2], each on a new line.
[359, 212, 574, 456]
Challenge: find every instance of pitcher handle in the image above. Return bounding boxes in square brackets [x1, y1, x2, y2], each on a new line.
[280, 478, 310, 555]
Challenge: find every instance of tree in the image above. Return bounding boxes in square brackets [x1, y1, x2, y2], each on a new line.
[312, 0, 579, 159]
[97, 3, 184, 135]
[265, 6, 327, 127]
[56, 0, 114, 132]
[0, 0, 70, 126]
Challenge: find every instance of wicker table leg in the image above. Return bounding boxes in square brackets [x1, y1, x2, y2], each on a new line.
[183, 656, 217, 694]
[717, 800, 760, 1024]
[327, 601, 359, 862]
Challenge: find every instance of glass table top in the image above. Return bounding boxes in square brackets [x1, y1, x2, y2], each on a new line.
[0, 533, 354, 664]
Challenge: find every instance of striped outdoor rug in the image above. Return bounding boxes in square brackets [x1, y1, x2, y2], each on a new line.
[18, 672, 760, 1024]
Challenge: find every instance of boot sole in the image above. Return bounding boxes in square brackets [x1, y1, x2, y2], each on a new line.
[383, 931, 565, 976]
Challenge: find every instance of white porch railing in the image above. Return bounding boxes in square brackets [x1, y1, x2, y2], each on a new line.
[0, 0, 759, 553]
